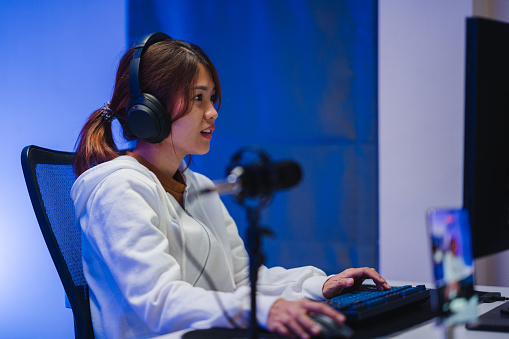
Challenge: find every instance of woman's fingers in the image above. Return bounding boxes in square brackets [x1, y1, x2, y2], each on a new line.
[268, 299, 345, 338]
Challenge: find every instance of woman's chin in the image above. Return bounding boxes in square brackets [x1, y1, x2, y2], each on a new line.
[191, 146, 211, 156]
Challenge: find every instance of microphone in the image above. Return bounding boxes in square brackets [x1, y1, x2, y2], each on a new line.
[200, 160, 302, 198]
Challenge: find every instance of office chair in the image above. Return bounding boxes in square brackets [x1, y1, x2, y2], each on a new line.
[21, 145, 94, 339]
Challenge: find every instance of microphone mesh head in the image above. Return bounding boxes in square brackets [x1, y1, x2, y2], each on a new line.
[274, 161, 302, 190]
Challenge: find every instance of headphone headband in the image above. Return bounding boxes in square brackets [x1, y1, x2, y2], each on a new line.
[129, 32, 172, 101]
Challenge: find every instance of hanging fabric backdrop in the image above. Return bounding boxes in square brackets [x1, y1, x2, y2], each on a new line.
[127, 0, 378, 274]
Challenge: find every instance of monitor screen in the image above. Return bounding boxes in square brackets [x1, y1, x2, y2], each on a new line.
[463, 17, 509, 259]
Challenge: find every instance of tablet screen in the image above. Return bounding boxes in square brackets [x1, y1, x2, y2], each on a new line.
[426, 208, 478, 326]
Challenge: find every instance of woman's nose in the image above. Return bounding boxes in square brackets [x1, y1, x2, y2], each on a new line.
[205, 106, 218, 121]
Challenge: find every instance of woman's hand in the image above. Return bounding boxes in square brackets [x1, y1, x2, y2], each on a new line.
[322, 267, 391, 299]
[267, 299, 345, 339]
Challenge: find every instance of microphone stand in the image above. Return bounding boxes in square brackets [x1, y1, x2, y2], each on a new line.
[247, 207, 261, 339]
[227, 146, 278, 339]
[246, 205, 273, 339]
[246, 206, 273, 339]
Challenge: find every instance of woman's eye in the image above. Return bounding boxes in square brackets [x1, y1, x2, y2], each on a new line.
[211, 94, 216, 102]
[194, 94, 202, 101]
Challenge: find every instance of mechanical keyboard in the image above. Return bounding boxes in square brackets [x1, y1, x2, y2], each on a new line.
[324, 284, 430, 322]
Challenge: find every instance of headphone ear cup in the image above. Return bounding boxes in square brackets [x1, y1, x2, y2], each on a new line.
[127, 93, 171, 143]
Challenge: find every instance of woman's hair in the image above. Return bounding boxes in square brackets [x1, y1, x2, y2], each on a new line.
[73, 39, 221, 176]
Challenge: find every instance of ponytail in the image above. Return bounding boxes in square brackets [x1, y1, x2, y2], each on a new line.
[73, 104, 119, 176]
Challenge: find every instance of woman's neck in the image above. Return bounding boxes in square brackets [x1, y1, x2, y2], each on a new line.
[132, 139, 183, 178]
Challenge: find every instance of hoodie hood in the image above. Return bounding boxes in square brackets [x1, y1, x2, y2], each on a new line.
[71, 155, 160, 218]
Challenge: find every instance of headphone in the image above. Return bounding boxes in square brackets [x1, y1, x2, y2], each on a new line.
[127, 32, 173, 144]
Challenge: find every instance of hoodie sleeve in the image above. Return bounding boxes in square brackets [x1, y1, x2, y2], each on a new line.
[77, 169, 280, 334]
[219, 198, 329, 302]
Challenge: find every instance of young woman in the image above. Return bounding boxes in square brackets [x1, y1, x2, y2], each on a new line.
[72, 34, 390, 339]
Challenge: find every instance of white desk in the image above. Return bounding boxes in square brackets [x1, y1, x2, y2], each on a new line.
[387, 281, 509, 339]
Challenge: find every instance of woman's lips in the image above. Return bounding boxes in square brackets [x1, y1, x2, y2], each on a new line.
[200, 127, 214, 140]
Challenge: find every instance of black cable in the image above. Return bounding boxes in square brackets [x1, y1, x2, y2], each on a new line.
[477, 291, 509, 303]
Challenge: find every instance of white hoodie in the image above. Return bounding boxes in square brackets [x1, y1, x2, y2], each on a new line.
[71, 155, 328, 339]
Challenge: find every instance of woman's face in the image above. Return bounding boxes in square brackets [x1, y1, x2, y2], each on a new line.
[168, 63, 218, 158]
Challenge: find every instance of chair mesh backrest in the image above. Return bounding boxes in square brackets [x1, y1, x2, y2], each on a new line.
[36, 163, 86, 287]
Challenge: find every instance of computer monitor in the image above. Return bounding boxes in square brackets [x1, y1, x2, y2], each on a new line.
[463, 16, 509, 260]
[463, 16, 509, 334]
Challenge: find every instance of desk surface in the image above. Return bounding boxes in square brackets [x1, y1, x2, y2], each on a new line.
[155, 281, 509, 339]
[382, 281, 509, 339]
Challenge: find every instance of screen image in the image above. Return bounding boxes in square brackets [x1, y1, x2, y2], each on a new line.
[426, 208, 478, 327]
